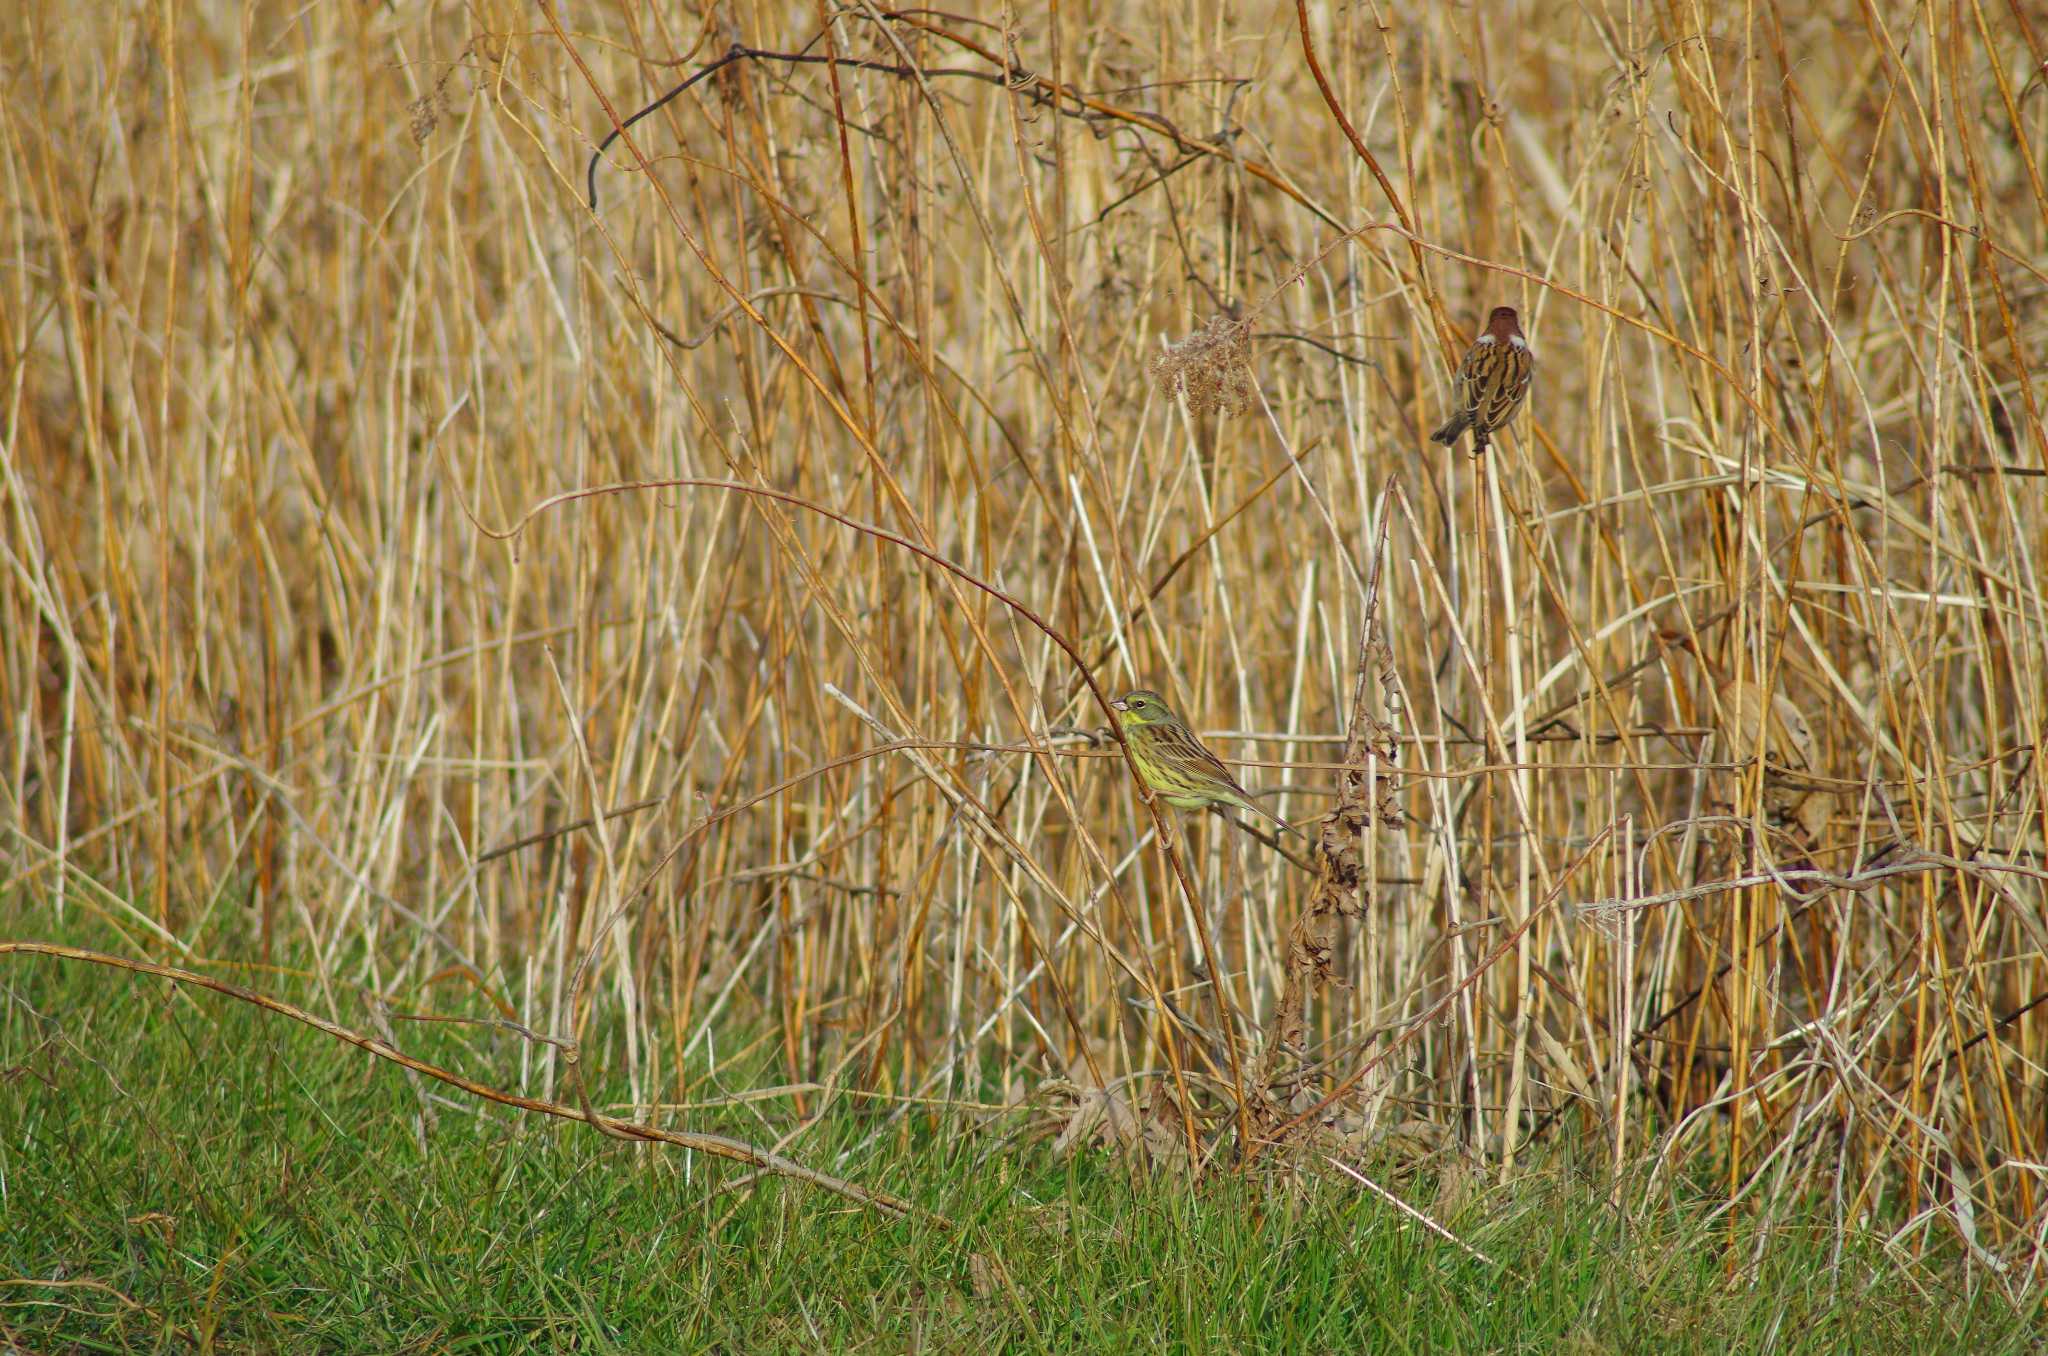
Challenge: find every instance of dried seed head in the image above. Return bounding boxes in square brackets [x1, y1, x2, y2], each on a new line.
[408, 93, 442, 146]
[1149, 313, 1257, 416]
[1572, 898, 1636, 943]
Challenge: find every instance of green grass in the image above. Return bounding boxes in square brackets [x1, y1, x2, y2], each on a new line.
[2, 913, 2034, 1353]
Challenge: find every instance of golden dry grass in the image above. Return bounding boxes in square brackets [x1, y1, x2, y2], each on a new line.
[4, 0, 2044, 1282]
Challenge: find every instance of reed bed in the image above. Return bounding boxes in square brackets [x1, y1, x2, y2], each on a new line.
[4, 0, 2044, 1286]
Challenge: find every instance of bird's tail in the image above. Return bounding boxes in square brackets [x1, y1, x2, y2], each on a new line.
[1246, 798, 1297, 835]
[1429, 412, 1468, 446]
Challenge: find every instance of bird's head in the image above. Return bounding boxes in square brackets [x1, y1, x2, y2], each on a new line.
[1109, 689, 1177, 728]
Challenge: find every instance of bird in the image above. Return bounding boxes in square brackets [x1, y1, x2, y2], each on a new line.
[1430, 306, 1534, 454]
[1109, 689, 1291, 833]
[1658, 629, 1832, 844]
[1714, 670, 1831, 842]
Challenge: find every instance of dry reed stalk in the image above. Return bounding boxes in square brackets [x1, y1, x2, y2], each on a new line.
[1, 0, 2042, 1279]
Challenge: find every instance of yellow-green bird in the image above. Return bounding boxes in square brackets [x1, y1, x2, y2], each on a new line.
[1110, 689, 1291, 832]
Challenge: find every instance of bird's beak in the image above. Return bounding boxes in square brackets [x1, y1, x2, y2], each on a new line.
[1109, 698, 1129, 713]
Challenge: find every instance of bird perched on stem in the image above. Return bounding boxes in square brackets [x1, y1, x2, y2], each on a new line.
[1430, 306, 1534, 454]
[1110, 689, 1291, 833]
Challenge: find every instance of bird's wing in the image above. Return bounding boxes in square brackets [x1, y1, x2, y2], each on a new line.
[1474, 345, 1534, 428]
[1453, 345, 1486, 417]
[1163, 722, 1283, 823]
[1162, 722, 1242, 784]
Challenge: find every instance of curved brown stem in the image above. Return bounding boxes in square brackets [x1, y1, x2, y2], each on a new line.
[0, 943, 937, 1223]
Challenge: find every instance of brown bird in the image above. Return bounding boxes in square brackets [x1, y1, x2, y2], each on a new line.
[1659, 629, 1833, 844]
[1430, 306, 1535, 454]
